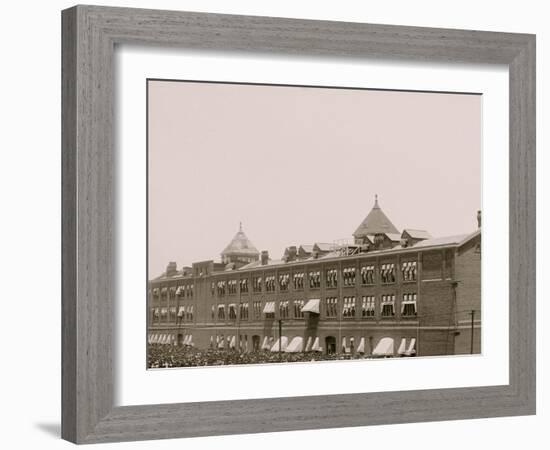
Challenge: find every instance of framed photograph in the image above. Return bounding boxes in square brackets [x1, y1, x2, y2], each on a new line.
[62, 5, 535, 444]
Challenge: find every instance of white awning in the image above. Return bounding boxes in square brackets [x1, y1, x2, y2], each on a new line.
[397, 338, 407, 355]
[341, 337, 348, 353]
[263, 302, 275, 314]
[229, 335, 236, 349]
[405, 338, 416, 356]
[372, 337, 394, 356]
[311, 337, 322, 352]
[177, 307, 185, 317]
[301, 299, 320, 314]
[187, 335, 193, 346]
[261, 336, 270, 350]
[357, 337, 365, 354]
[182, 335, 189, 345]
[401, 301, 417, 314]
[270, 336, 288, 352]
[218, 337, 225, 349]
[285, 336, 304, 353]
[304, 336, 312, 352]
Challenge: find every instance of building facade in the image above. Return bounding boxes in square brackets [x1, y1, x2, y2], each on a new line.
[148, 198, 481, 357]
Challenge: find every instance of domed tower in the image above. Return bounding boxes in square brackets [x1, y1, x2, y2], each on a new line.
[353, 195, 399, 246]
[221, 223, 260, 266]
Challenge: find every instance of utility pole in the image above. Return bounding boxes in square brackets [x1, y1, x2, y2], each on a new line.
[470, 310, 475, 354]
[278, 319, 283, 360]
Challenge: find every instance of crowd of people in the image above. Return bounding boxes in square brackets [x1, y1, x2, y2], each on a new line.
[147, 344, 367, 368]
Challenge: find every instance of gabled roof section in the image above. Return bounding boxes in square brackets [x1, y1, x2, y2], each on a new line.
[402, 229, 432, 240]
[313, 242, 334, 252]
[221, 223, 259, 256]
[353, 195, 399, 237]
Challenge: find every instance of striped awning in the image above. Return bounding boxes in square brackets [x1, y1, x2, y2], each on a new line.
[263, 301, 275, 314]
[301, 299, 320, 314]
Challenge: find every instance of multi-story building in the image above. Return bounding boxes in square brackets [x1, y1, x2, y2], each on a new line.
[148, 197, 481, 357]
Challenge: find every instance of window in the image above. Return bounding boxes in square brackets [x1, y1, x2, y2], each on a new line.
[325, 297, 338, 318]
[401, 261, 418, 282]
[217, 304, 225, 320]
[239, 302, 249, 320]
[151, 308, 158, 323]
[152, 288, 160, 299]
[293, 272, 304, 290]
[401, 293, 417, 316]
[265, 275, 276, 292]
[169, 306, 177, 322]
[326, 269, 338, 288]
[186, 305, 194, 321]
[343, 267, 356, 286]
[228, 304, 237, 320]
[342, 296, 356, 318]
[279, 274, 290, 291]
[211, 282, 215, 297]
[380, 264, 396, 284]
[188, 284, 194, 297]
[253, 301, 262, 319]
[253, 276, 263, 293]
[309, 270, 321, 288]
[361, 296, 375, 317]
[279, 300, 289, 319]
[176, 286, 185, 298]
[381, 294, 396, 317]
[217, 281, 226, 296]
[240, 278, 249, 293]
[228, 280, 237, 295]
[169, 287, 176, 299]
[293, 300, 305, 318]
[360, 265, 375, 284]
[211, 305, 215, 320]
[160, 287, 167, 300]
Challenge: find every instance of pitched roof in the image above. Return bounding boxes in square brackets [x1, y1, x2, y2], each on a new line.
[221, 224, 259, 256]
[403, 229, 432, 240]
[313, 242, 334, 252]
[413, 234, 469, 248]
[353, 196, 399, 236]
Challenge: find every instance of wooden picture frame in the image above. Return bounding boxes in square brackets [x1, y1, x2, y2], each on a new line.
[61, 5, 536, 444]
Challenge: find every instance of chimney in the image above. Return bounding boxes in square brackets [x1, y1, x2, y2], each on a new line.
[166, 261, 177, 277]
[477, 210, 482, 228]
[261, 250, 269, 265]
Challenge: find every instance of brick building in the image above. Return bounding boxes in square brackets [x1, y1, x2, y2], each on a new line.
[148, 197, 481, 357]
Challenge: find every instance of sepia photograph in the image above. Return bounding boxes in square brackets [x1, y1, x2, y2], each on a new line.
[146, 79, 482, 369]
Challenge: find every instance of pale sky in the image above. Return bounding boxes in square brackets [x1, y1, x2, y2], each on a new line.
[148, 80, 481, 277]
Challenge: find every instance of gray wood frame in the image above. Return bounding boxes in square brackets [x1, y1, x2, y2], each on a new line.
[62, 5, 536, 444]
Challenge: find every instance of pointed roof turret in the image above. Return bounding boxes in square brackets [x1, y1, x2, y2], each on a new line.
[221, 223, 260, 259]
[353, 195, 399, 237]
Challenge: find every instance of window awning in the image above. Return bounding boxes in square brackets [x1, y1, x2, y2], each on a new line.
[405, 338, 416, 356]
[397, 338, 407, 355]
[301, 299, 320, 314]
[261, 336, 270, 350]
[177, 307, 185, 317]
[304, 336, 313, 352]
[372, 337, 394, 356]
[229, 335, 236, 349]
[270, 336, 288, 352]
[285, 336, 304, 353]
[401, 301, 417, 314]
[263, 301, 275, 314]
[341, 337, 349, 353]
[357, 337, 365, 354]
[311, 337, 322, 352]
